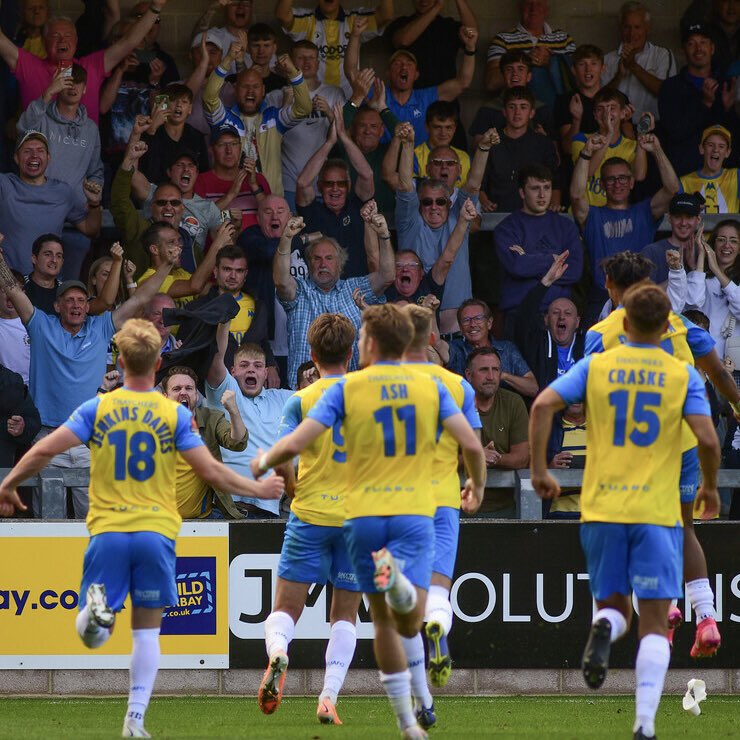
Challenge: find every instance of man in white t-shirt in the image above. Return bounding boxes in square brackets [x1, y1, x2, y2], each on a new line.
[0, 272, 31, 384]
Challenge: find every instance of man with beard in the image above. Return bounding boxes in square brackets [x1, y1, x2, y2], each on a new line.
[206, 323, 294, 518]
[161, 365, 248, 520]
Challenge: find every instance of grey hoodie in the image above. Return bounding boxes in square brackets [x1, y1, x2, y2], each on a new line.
[18, 99, 104, 192]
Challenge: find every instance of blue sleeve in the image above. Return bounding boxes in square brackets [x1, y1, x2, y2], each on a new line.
[502, 340, 531, 377]
[277, 394, 303, 439]
[436, 379, 461, 421]
[584, 329, 604, 356]
[679, 315, 716, 358]
[174, 405, 205, 451]
[548, 355, 592, 405]
[307, 379, 345, 428]
[683, 365, 711, 417]
[63, 396, 101, 444]
[460, 378, 482, 429]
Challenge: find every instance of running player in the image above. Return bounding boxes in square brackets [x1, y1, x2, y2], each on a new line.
[252, 304, 486, 739]
[399, 304, 482, 729]
[585, 251, 739, 657]
[254, 313, 362, 725]
[0, 319, 284, 738]
[530, 283, 720, 740]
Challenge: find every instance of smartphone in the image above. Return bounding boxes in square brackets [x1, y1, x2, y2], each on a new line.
[154, 94, 169, 111]
[239, 151, 247, 169]
[58, 61, 73, 78]
[636, 113, 651, 135]
[220, 210, 231, 223]
[135, 48, 157, 65]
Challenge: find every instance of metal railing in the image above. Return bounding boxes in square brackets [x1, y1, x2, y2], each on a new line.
[2, 467, 738, 521]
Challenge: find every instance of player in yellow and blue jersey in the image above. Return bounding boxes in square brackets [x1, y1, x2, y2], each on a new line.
[253, 304, 486, 740]
[585, 251, 740, 658]
[530, 284, 720, 740]
[254, 313, 362, 725]
[0, 320, 284, 739]
[398, 305, 482, 730]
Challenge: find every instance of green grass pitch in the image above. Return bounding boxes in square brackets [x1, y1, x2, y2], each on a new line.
[0, 696, 737, 738]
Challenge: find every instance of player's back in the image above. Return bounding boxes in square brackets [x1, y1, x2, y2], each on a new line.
[404, 362, 479, 509]
[336, 363, 447, 520]
[581, 344, 694, 527]
[67, 388, 196, 539]
[281, 376, 347, 527]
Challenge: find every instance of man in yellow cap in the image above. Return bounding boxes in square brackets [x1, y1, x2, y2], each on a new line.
[680, 125, 738, 214]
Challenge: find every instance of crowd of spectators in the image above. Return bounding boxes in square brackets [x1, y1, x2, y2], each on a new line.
[2, 0, 740, 521]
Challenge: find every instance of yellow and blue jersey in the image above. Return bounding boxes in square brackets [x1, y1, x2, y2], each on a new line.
[65, 387, 204, 539]
[571, 134, 637, 206]
[403, 362, 481, 509]
[307, 362, 462, 519]
[550, 343, 710, 526]
[680, 168, 740, 214]
[278, 375, 347, 528]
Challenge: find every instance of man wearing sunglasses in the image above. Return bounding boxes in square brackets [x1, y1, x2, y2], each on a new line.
[571, 129, 679, 326]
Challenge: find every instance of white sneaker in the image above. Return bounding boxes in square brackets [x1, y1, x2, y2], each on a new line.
[122, 719, 150, 737]
[87, 583, 115, 629]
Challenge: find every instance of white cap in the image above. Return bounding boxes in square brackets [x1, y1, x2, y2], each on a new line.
[191, 29, 222, 48]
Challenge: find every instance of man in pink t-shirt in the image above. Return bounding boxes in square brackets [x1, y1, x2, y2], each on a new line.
[0, 1, 169, 123]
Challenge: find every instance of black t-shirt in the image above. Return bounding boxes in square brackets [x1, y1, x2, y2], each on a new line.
[384, 271, 444, 304]
[469, 101, 554, 139]
[140, 124, 210, 184]
[23, 278, 58, 315]
[552, 91, 597, 137]
[263, 71, 287, 94]
[384, 15, 462, 88]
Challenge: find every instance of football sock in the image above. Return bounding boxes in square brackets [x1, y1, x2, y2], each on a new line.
[593, 608, 627, 642]
[425, 585, 453, 635]
[385, 570, 417, 616]
[75, 606, 111, 649]
[126, 628, 160, 728]
[634, 633, 670, 738]
[320, 620, 356, 704]
[264, 611, 295, 658]
[686, 578, 716, 621]
[401, 633, 434, 709]
[379, 670, 416, 730]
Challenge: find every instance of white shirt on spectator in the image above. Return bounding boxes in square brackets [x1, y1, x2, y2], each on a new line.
[0, 316, 30, 384]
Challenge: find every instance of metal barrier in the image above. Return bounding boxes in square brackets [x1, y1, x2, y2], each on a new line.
[2, 467, 738, 521]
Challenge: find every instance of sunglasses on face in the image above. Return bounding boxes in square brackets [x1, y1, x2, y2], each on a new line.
[154, 198, 182, 207]
[420, 197, 448, 207]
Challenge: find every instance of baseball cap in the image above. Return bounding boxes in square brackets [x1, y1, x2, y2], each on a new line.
[389, 49, 417, 66]
[701, 124, 732, 147]
[669, 192, 705, 216]
[16, 130, 48, 151]
[191, 30, 222, 48]
[210, 123, 241, 145]
[56, 280, 88, 299]
[682, 23, 713, 44]
[167, 148, 200, 169]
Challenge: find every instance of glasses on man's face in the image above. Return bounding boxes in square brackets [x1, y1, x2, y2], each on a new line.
[395, 262, 421, 269]
[320, 180, 350, 188]
[429, 159, 459, 167]
[420, 197, 448, 207]
[602, 174, 631, 186]
[154, 198, 182, 207]
[460, 313, 487, 325]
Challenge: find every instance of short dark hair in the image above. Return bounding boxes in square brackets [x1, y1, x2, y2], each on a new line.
[683, 309, 710, 331]
[573, 44, 604, 64]
[215, 244, 247, 266]
[318, 158, 350, 183]
[499, 49, 532, 71]
[425, 100, 458, 125]
[593, 88, 626, 108]
[601, 251, 654, 290]
[466, 346, 501, 372]
[163, 82, 193, 103]
[601, 156, 632, 176]
[141, 221, 177, 258]
[622, 282, 670, 336]
[248, 23, 276, 43]
[70, 63, 87, 84]
[518, 163, 553, 189]
[161, 365, 199, 392]
[31, 233, 63, 257]
[502, 86, 535, 107]
[362, 304, 414, 359]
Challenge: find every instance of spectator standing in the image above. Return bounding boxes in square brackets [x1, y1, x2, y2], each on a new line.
[247, 24, 284, 94]
[414, 100, 470, 188]
[0, 363, 40, 468]
[680, 124, 739, 213]
[17, 64, 104, 192]
[465, 347, 529, 518]
[485, 0, 575, 109]
[0, 270, 31, 384]
[601, 1, 677, 122]
[23, 234, 63, 315]
[192, 0, 254, 65]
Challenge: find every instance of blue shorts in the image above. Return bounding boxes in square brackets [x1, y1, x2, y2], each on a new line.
[79, 531, 177, 611]
[679, 447, 699, 504]
[432, 506, 460, 580]
[580, 522, 683, 601]
[278, 513, 360, 592]
[343, 515, 434, 593]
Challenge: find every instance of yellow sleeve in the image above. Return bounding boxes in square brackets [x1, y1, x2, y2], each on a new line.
[203, 69, 226, 114]
[288, 13, 315, 40]
[290, 77, 313, 121]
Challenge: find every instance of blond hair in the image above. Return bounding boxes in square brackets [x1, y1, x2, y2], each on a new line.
[114, 319, 162, 375]
[362, 304, 414, 359]
[402, 304, 434, 352]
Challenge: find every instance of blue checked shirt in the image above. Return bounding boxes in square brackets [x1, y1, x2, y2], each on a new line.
[280, 275, 385, 389]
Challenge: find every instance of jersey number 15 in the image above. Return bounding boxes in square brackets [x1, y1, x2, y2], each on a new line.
[608, 390, 661, 447]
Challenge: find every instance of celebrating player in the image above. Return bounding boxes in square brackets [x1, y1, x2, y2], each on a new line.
[254, 313, 362, 725]
[399, 304, 482, 729]
[586, 251, 740, 657]
[529, 283, 720, 740]
[252, 304, 486, 739]
[0, 319, 284, 738]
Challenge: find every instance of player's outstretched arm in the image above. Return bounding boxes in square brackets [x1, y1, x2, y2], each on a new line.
[179, 446, 284, 500]
[0, 427, 82, 516]
[685, 413, 721, 519]
[442, 413, 486, 514]
[528, 387, 566, 500]
[696, 349, 740, 417]
[250, 418, 329, 478]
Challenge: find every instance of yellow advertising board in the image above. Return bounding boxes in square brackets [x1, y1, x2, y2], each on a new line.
[0, 521, 228, 668]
